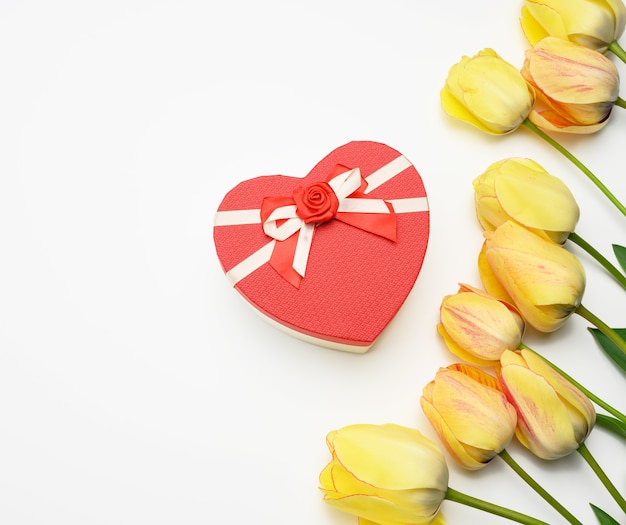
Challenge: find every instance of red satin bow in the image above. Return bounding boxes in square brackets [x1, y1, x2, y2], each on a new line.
[260, 165, 397, 288]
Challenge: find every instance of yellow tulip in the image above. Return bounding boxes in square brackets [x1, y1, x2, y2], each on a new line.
[473, 157, 579, 244]
[441, 49, 535, 134]
[481, 221, 586, 332]
[499, 349, 595, 459]
[522, 37, 620, 134]
[319, 424, 448, 524]
[521, 0, 626, 53]
[421, 364, 518, 470]
[438, 284, 525, 366]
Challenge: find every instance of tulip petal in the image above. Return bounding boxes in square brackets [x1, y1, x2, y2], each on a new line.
[323, 454, 446, 522]
[447, 363, 505, 392]
[473, 157, 578, 243]
[500, 348, 525, 367]
[519, 350, 595, 441]
[522, 0, 626, 51]
[528, 108, 609, 134]
[326, 456, 380, 497]
[478, 240, 515, 304]
[440, 87, 496, 135]
[437, 324, 496, 366]
[324, 492, 441, 525]
[421, 394, 487, 470]
[487, 259, 576, 330]
[331, 425, 448, 492]
[430, 512, 448, 525]
[609, 0, 626, 38]
[541, 0, 617, 47]
[495, 159, 579, 233]
[319, 461, 336, 493]
[522, 3, 569, 45]
[522, 0, 625, 50]
[501, 363, 578, 459]
[358, 517, 448, 525]
[495, 247, 583, 307]
[527, 40, 619, 104]
[474, 191, 509, 232]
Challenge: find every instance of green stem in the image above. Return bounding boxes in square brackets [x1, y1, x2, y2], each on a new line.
[616, 97, 626, 110]
[608, 40, 626, 64]
[575, 303, 626, 357]
[519, 343, 626, 425]
[568, 231, 626, 291]
[445, 486, 550, 525]
[521, 119, 626, 218]
[577, 442, 626, 513]
[498, 449, 583, 524]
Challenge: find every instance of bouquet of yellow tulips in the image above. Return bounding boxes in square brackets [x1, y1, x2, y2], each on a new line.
[318, 1, 626, 524]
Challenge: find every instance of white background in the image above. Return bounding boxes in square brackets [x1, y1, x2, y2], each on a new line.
[1, 1, 625, 524]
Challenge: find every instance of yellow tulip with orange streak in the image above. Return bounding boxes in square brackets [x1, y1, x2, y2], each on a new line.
[421, 364, 518, 470]
[499, 349, 596, 459]
[522, 37, 620, 134]
[479, 221, 585, 332]
[438, 284, 525, 366]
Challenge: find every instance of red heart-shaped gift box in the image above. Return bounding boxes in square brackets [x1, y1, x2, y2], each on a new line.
[213, 141, 429, 352]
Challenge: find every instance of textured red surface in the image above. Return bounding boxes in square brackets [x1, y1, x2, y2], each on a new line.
[213, 141, 430, 349]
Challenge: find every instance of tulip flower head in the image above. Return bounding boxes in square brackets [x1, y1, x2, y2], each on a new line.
[480, 221, 586, 332]
[473, 157, 580, 244]
[522, 37, 620, 134]
[441, 49, 536, 134]
[421, 364, 518, 470]
[438, 284, 525, 366]
[319, 424, 448, 524]
[499, 349, 596, 459]
[521, 0, 626, 53]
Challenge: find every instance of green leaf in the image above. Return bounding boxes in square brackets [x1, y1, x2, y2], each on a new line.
[595, 414, 626, 440]
[588, 327, 626, 374]
[612, 244, 626, 274]
[590, 503, 620, 525]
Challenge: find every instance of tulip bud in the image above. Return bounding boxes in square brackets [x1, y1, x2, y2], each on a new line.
[421, 364, 518, 470]
[473, 157, 580, 244]
[441, 49, 536, 134]
[438, 284, 525, 365]
[481, 221, 586, 332]
[499, 349, 595, 459]
[522, 37, 620, 134]
[319, 424, 448, 524]
[521, 0, 626, 53]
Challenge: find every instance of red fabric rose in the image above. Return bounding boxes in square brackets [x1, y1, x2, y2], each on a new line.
[292, 182, 339, 224]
